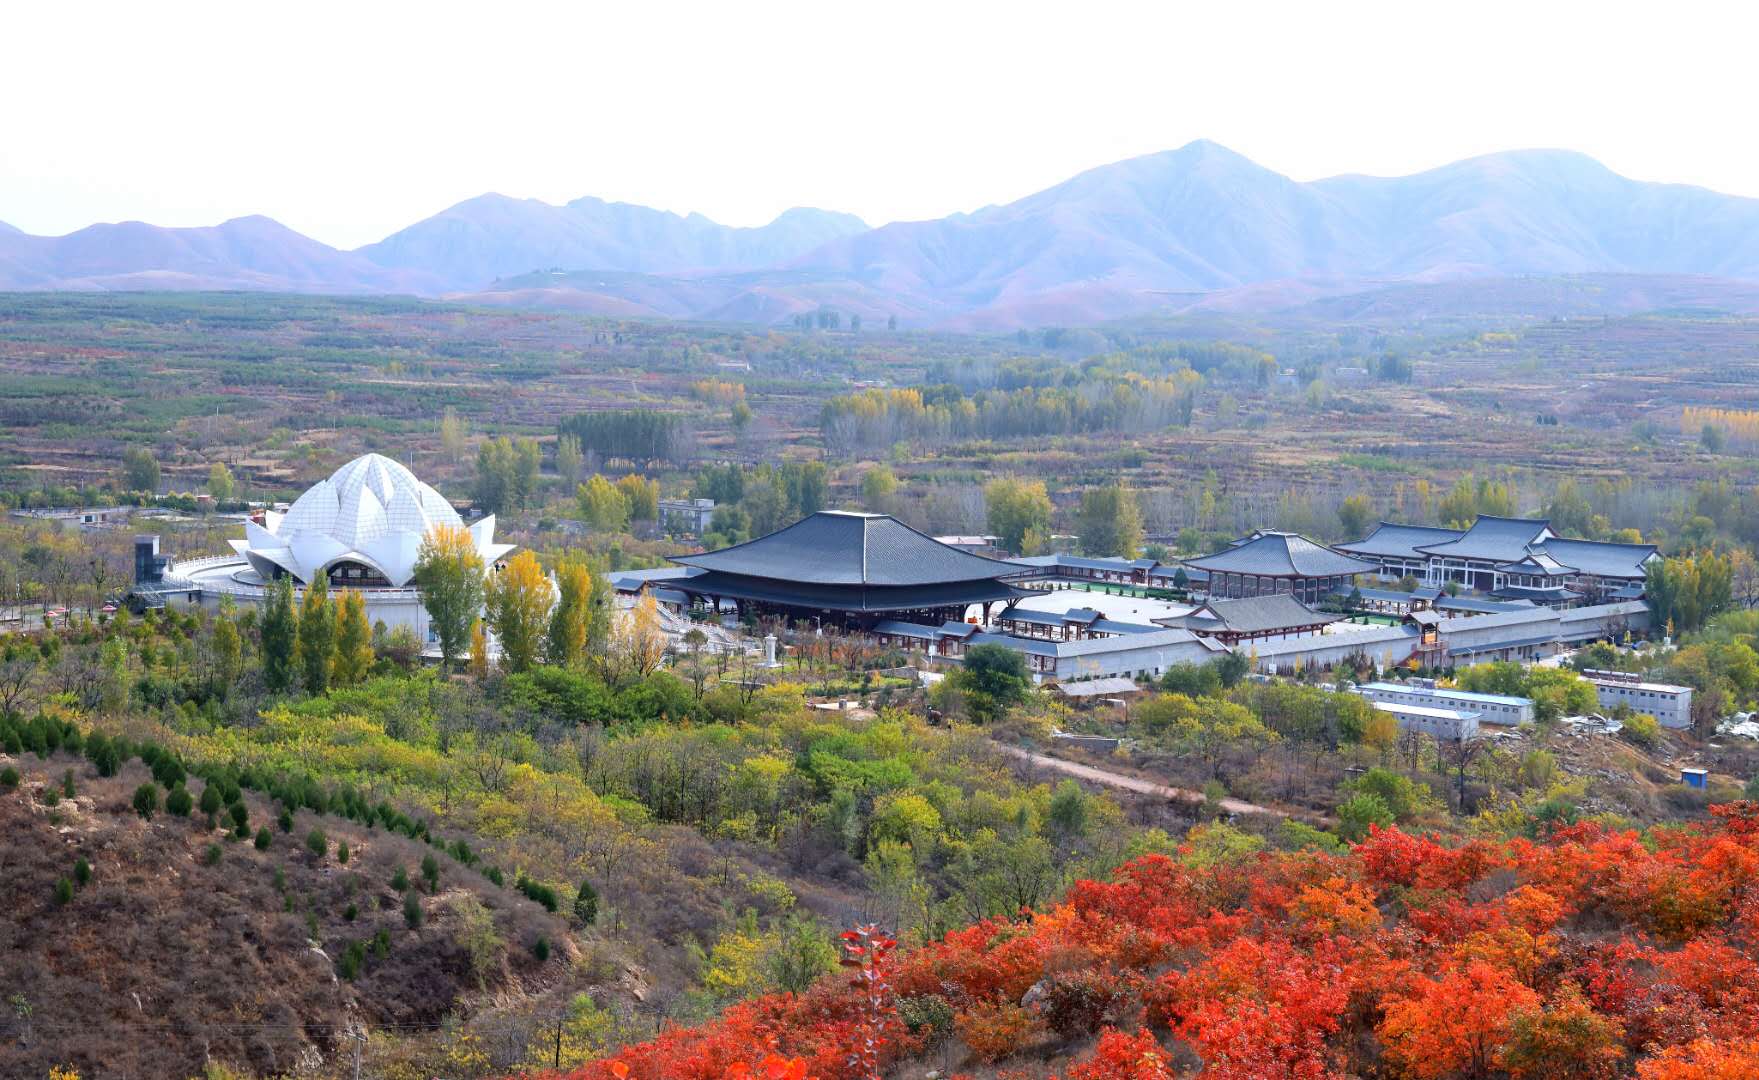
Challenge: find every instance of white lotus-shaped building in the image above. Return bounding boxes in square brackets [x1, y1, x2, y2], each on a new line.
[231, 453, 512, 587]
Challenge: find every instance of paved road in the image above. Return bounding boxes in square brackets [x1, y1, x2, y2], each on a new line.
[996, 743, 1286, 819]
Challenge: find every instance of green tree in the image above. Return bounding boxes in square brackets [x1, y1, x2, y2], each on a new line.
[206, 461, 235, 503]
[121, 446, 160, 493]
[766, 912, 837, 994]
[260, 575, 299, 693]
[574, 879, 599, 925]
[132, 782, 159, 819]
[1078, 484, 1143, 559]
[615, 474, 660, 522]
[1337, 792, 1394, 841]
[576, 475, 630, 532]
[413, 524, 486, 671]
[985, 477, 1053, 555]
[295, 575, 335, 695]
[861, 465, 899, 513]
[307, 828, 328, 857]
[403, 889, 424, 929]
[165, 784, 193, 817]
[210, 615, 242, 694]
[947, 643, 1031, 723]
[554, 432, 585, 485]
[1335, 494, 1375, 541]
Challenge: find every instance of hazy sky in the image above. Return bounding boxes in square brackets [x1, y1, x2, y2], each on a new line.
[4, 1, 1755, 249]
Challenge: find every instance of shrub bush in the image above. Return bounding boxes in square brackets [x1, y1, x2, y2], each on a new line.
[203, 843, 223, 866]
[898, 994, 956, 1039]
[956, 1000, 1038, 1064]
[1621, 712, 1661, 749]
[420, 853, 439, 892]
[199, 784, 223, 817]
[575, 879, 599, 925]
[391, 866, 409, 892]
[73, 858, 91, 887]
[1038, 969, 1129, 1039]
[229, 802, 249, 829]
[403, 890, 423, 929]
[61, 770, 75, 798]
[132, 782, 159, 820]
[54, 877, 74, 905]
[337, 840, 350, 865]
[533, 937, 550, 962]
[254, 827, 272, 851]
[278, 809, 294, 833]
[165, 784, 193, 817]
[306, 829, 327, 857]
[0, 766, 19, 791]
[344, 902, 358, 922]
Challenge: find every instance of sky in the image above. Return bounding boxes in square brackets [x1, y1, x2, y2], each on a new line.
[4, 0, 1756, 250]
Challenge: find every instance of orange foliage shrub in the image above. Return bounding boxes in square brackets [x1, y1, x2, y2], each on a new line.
[532, 805, 1759, 1080]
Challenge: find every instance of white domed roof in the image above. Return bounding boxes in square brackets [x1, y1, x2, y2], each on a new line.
[230, 453, 513, 587]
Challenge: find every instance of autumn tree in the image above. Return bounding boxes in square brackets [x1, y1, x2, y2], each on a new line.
[546, 554, 606, 668]
[615, 474, 660, 523]
[330, 589, 374, 686]
[485, 549, 553, 675]
[577, 475, 630, 532]
[613, 592, 667, 682]
[413, 524, 485, 671]
[1336, 493, 1374, 540]
[294, 575, 335, 695]
[1379, 961, 1539, 1079]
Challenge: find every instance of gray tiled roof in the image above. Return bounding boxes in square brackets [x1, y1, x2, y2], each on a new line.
[1336, 522, 1465, 559]
[1415, 516, 1551, 561]
[1185, 531, 1376, 578]
[1538, 538, 1658, 580]
[675, 511, 1016, 586]
[1168, 593, 1339, 634]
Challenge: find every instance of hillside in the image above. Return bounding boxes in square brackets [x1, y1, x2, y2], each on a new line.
[535, 808, 1759, 1079]
[0, 746, 567, 1079]
[0, 216, 438, 294]
[357, 197, 868, 290]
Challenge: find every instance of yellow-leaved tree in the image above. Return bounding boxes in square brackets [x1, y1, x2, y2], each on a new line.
[614, 592, 668, 682]
[485, 549, 553, 675]
[330, 588, 374, 686]
[546, 553, 612, 669]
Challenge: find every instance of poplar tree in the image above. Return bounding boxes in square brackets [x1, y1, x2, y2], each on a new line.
[485, 550, 552, 674]
[261, 576, 299, 693]
[330, 589, 374, 686]
[412, 524, 485, 671]
[295, 575, 335, 695]
[546, 555, 594, 667]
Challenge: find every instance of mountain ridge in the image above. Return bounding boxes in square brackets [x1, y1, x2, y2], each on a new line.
[9, 141, 1759, 326]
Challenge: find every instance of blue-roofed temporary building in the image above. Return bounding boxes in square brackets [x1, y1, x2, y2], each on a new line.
[670, 511, 1023, 628]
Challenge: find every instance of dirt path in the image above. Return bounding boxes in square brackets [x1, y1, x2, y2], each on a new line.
[995, 744, 1289, 819]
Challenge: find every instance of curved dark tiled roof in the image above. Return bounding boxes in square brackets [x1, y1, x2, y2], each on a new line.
[1538, 538, 1659, 580]
[1184, 531, 1376, 578]
[1163, 593, 1340, 634]
[674, 511, 1017, 586]
[1336, 521, 1465, 559]
[1414, 516, 1551, 561]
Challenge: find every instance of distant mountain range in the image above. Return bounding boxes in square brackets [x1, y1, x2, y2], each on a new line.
[10, 141, 1759, 327]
